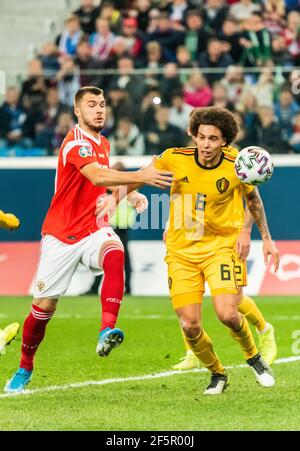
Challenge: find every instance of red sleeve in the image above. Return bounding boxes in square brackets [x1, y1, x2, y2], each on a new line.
[102, 136, 111, 155]
[64, 141, 98, 169]
[101, 136, 111, 168]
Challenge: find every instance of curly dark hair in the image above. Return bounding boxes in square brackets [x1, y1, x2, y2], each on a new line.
[189, 107, 239, 145]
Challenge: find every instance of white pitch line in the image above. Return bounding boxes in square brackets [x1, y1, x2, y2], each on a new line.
[0, 355, 299, 399]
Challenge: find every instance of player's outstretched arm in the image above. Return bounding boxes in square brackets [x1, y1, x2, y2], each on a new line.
[0, 210, 20, 230]
[244, 188, 280, 272]
[80, 157, 173, 188]
[94, 156, 164, 220]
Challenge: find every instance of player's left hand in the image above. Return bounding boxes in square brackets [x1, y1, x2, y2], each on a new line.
[95, 194, 117, 219]
[235, 229, 251, 260]
[127, 192, 148, 214]
[262, 239, 280, 273]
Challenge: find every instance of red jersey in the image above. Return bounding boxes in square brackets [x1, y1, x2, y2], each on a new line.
[42, 124, 110, 244]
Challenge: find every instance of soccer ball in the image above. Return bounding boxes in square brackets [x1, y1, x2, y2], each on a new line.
[234, 146, 274, 185]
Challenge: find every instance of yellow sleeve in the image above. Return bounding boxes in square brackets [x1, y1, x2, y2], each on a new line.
[223, 145, 239, 158]
[154, 148, 172, 170]
[240, 182, 255, 196]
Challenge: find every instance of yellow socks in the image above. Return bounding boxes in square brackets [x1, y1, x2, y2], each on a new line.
[230, 316, 258, 360]
[184, 329, 225, 374]
[238, 295, 267, 332]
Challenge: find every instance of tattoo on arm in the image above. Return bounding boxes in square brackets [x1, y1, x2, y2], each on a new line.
[243, 205, 254, 232]
[245, 188, 271, 240]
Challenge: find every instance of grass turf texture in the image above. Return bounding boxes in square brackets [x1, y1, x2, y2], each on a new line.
[0, 295, 299, 431]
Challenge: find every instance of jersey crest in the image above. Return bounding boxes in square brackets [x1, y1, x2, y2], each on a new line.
[216, 177, 230, 193]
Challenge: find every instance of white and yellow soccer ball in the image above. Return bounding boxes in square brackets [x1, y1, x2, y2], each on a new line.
[234, 146, 274, 185]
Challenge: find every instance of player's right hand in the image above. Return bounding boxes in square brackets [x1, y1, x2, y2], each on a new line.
[138, 156, 174, 188]
[235, 228, 251, 261]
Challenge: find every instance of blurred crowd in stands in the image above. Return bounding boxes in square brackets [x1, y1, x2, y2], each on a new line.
[1, 0, 300, 156]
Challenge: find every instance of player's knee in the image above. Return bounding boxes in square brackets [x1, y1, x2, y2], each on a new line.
[33, 298, 57, 314]
[217, 310, 240, 328]
[181, 318, 201, 338]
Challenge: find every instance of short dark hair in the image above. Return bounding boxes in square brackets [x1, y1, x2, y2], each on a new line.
[74, 86, 104, 105]
[189, 107, 239, 145]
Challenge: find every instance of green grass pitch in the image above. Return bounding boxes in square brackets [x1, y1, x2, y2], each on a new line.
[0, 295, 299, 431]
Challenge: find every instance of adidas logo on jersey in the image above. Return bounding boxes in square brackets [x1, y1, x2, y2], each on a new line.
[179, 176, 189, 183]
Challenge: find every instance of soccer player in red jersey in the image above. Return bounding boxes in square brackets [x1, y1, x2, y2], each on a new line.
[5, 86, 173, 392]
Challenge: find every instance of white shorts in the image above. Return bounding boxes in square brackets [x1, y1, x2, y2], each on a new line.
[33, 227, 123, 299]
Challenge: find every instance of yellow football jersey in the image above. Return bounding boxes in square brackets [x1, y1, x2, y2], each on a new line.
[155, 146, 254, 262]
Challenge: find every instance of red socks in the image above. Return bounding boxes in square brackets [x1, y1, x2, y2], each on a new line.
[20, 304, 54, 371]
[19, 247, 125, 370]
[100, 248, 124, 331]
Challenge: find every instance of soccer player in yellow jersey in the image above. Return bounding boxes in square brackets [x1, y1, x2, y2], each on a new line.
[155, 107, 280, 394]
[169, 207, 277, 370]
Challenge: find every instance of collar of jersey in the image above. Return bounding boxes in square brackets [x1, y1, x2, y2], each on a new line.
[76, 124, 101, 145]
[194, 150, 224, 170]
